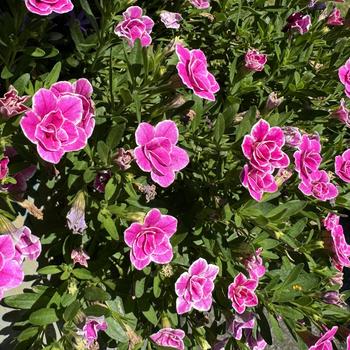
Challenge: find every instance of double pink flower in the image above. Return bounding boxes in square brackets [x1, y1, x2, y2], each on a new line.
[78, 316, 107, 346]
[244, 248, 266, 280]
[338, 58, 350, 97]
[134, 120, 189, 187]
[124, 208, 177, 270]
[190, 0, 210, 9]
[24, 0, 73, 15]
[0, 157, 9, 180]
[308, 326, 337, 350]
[327, 8, 344, 26]
[150, 328, 185, 350]
[284, 12, 312, 34]
[11, 226, 41, 263]
[335, 149, 350, 183]
[244, 49, 267, 72]
[0, 86, 29, 120]
[175, 258, 219, 314]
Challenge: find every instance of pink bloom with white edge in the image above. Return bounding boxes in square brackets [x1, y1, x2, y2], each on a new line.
[25, 0, 73, 16]
[338, 58, 350, 98]
[11, 226, 41, 263]
[298, 170, 338, 201]
[327, 8, 344, 26]
[0, 157, 9, 180]
[190, 0, 210, 9]
[160, 11, 183, 29]
[0, 86, 29, 120]
[308, 326, 338, 350]
[347, 335, 350, 350]
[175, 258, 219, 314]
[241, 164, 278, 201]
[71, 249, 90, 267]
[323, 213, 340, 231]
[124, 208, 177, 270]
[175, 44, 220, 101]
[0, 235, 24, 300]
[78, 316, 107, 346]
[294, 134, 322, 181]
[332, 99, 350, 125]
[114, 6, 154, 47]
[244, 49, 267, 72]
[228, 311, 255, 340]
[331, 224, 350, 269]
[284, 12, 311, 35]
[335, 149, 350, 183]
[134, 120, 189, 187]
[244, 248, 266, 280]
[228, 273, 258, 314]
[242, 119, 290, 173]
[150, 328, 185, 350]
[20, 79, 95, 164]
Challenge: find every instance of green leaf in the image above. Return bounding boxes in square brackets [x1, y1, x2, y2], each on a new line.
[1, 66, 13, 79]
[63, 300, 81, 322]
[104, 177, 117, 202]
[97, 141, 110, 165]
[72, 268, 94, 280]
[13, 73, 31, 94]
[4, 293, 41, 309]
[17, 327, 39, 342]
[85, 286, 111, 301]
[142, 305, 158, 325]
[106, 124, 126, 149]
[31, 47, 46, 57]
[279, 263, 304, 289]
[105, 316, 128, 342]
[153, 275, 161, 298]
[38, 265, 62, 275]
[45, 62, 61, 88]
[235, 106, 257, 141]
[29, 308, 58, 326]
[135, 277, 145, 298]
[214, 114, 225, 142]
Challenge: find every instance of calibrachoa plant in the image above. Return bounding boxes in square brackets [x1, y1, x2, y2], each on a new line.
[0, 0, 350, 349]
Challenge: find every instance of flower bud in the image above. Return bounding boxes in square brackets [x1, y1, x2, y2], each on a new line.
[322, 291, 344, 305]
[265, 92, 284, 111]
[67, 192, 87, 235]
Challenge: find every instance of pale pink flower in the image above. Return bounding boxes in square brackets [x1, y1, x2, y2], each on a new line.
[11, 226, 41, 263]
[67, 192, 87, 235]
[242, 119, 290, 172]
[246, 329, 268, 350]
[284, 12, 312, 34]
[298, 170, 338, 201]
[0, 157, 9, 180]
[25, 0, 73, 15]
[190, 0, 210, 9]
[282, 126, 302, 148]
[331, 224, 350, 269]
[244, 49, 267, 72]
[175, 258, 219, 314]
[175, 44, 220, 101]
[332, 99, 350, 125]
[323, 213, 340, 231]
[78, 316, 107, 346]
[244, 248, 266, 280]
[20, 79, 95, 164]
[0, 86, 29, 120]
[327, 8, 344, 26]
[134, 120, 189, 187]
[114, 6, 154, 47]
[335, 149, 350, 183]
[160, 11, 183, 29]
[0, 235, 24, 300]
[71, 249, 90, 267]
[338, 58, 350, 98]
[227, 311, 255, 340]
[150, 328, 185, 350]
[228, 273, 258, 314]
[124, 208, 177, 270]
[308, 326, 337, 350]
[294, 134, 322, 181]
[241, 164, 278, 201]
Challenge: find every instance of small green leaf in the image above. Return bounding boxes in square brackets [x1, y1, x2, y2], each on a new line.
[72, 268, 93, 280]
[4, 293, 41, 309]
[17, 327, 39, 341]
[142, 305, 158, 325]
[63, 300, 81, 322]
[38, 265, 62, 275]
[214, 114, 225, 142]
[44, 62, 61, 88]
[85, 286, 111, 301]
[29, 308, 58, 326]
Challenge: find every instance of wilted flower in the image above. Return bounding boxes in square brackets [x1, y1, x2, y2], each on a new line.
[67, 192, 87, 234]
[190, 0, 210, 9]
[282, 126, 302, 148]
[329, 271, 343, 285]
[71, 249, 90, 267]
[245, 329, 267, 350]
[265, 92, 283, 111]
[0, 86, 29, 120]
[113, 148, 134, 171]
[308, 1, 326, 10]
[327, 8, 344, 26]
[284, 12, 312, 34]
[308, 326, 338, 350]
[335, 149, 350, 183]
[322, 291, 344, 305]
[227, 311, 255, 340]
[77, 316, 108, 346]
[275, 168, 293, 186]
[11, 226, 41, 263]
[150, 328, 185, 350]
[332, 99, 350, 125]
[0, 157, 9, 180]
[93, 170, 111, 193]
[160, 11, 183, 29]
[244, 49, 267, 72]
[138, 183, 157, 202]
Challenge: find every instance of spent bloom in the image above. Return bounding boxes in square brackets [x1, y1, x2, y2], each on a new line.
[284, 12, 312, 34]
[71, 249, 90, 267]
[124, 208, 177, 270]
[190, 0, 210, 9]
[335, 149, 350, 183]
[228, 311, 255, 340]
[0, 86, 29, 120]
[0, 157, 9, 180]
[67, 192, 87, 235]
[11, 226, 41, 263]
[244, 248, 266, 280]
[327, 8, 344, 26]
[113, 148, 134, 171]
[322, 291, 344, 305]
[93, 170, 112, 193]
[332, 99, 350, 125]
[331, 224, 350, 270]
[114, 6, 154, 47]
[323, 213, 340, 231]
[160, 11, 183, 29]
[175, 258, 219, 314]
[24, 0, 73, 15]
[228, 273, 258, 314]
[150, 328, 185, 350]
[338, 58, 350, 98]
[78, 316, 107, 346]
[282, 126, 302, 148]
[176, 44, 220, 101]
[244, 49, 267, 72]
[308, 326, 338, 350]
[20, 79, 95, 164]
[242, 119, 290, 173]
[134, 120, 189, 187]
[265, 92, 284, 112]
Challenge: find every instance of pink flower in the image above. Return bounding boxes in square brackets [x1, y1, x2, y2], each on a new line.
[20, 79, 95, 164]
[24, 0, 73, 15]
[327, 8, 344, 26]
[244, 248, 266, 280]
[71, 249, 90, 267]
[298, 170, 338, 201]
[150, 328, 185, 350]
[134, 120, 189, 187]
[78, 316, 107, 346]
[160, 11, 183, 29]
[322, 291, 343, 305]
[308, 326, 337, 350]
[282, 126, 302, 148]
[0, 86, 29, 120]
[227, 273, 258, 314]
[242, 119, 290, 172]
[0, 157, 9, 180]
[335, 149, 350, 183]
[323, 213, 340, 231]
[284, 12, 312, 34]
[347, 335, 350, 350]
[175, 44, 220, 101]
[124, 208, 177, 270]
[246, 329, 267, 350]
[338, 58, 350, 98]
[244, 49, 267, 72]
[241, 164, 278, 201]
[294, 134, 322, 181]
[228, 312, 255, 340]
[175, 258, 219, 314]
[332, 99, 350, 125]
[114, 6, 154, 47]
[11, 226, 41, 263]
[113, 148, 134, 171]
[190, 0, 210, 9]
[331, 224, 350, 269]
[0, 235, 24, 300]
